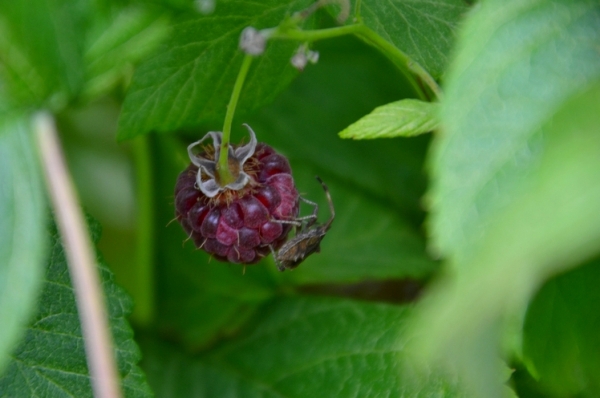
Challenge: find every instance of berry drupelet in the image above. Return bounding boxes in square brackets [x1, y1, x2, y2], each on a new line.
[174, 124, 299, 264]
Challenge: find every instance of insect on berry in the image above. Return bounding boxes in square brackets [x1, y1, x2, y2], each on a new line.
[271, 176, 334, 271]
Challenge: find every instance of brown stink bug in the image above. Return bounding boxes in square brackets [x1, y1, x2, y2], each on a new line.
[270, 176, 334, 271]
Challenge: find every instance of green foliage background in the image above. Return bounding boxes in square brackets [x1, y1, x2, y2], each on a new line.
[1, 0, 599, 397]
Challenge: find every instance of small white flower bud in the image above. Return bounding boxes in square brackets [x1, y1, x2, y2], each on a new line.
[306, 50, 319, 64]
[291, 52, 308, 71]
[239, 27, 266, 55]
[195, 0, 215, 14]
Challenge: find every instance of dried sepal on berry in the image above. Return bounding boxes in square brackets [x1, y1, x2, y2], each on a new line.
[187, 124, 258, 197]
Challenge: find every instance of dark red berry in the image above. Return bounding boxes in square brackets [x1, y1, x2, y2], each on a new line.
[175, 167, 196, 195]
[268, 174, 298, 219]
[200, 207, 220, 239]
[258, 153, 291, 181]
[175, 187, 200, 216]
[204, 238, 229, 257]
[259, 221, 283, 244]
[221, 203, 244, 229]
[254, 143, 275, 160]
[239, 196, 269, 229]
[187, 203, 209, 232]
[174, 126, 299, 264]
[239, 227, 260, 248]
[255, 185, 281, 211]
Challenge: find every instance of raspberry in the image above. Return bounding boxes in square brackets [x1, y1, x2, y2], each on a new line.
[174, 125, 299, 264]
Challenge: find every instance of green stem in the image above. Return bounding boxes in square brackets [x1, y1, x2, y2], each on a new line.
[354, 26, 438, 100]
[266, 23, 441, 101]
[218, 54, 253, 185]
[268, 24, 363, 42]
[132, 135, 154, 327]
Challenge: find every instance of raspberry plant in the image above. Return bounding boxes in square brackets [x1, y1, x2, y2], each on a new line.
[1, 0, 600, 397]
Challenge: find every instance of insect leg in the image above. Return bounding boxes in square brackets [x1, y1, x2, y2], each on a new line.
[299, 196, 319, 228]
[269, 244, 285, 272]
[269, 210, 317, 233]
[269, 218, 303, 227]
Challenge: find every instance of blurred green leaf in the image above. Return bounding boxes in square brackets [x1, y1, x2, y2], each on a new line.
[83, 6, 171, 101]
[248, 36, 429, 225]
[0, 219, 152, 397]
[410, 1, 600, 396]
[117, 0, 315, 141]
[430, 1, 600, 261]
[142, 297, 469, 398]
[0, 0, 89, 108]
[0, 115, 46, 373]
[153, 135, 277, 349]
[277, 162, 437, 285]
[522, 257, 600, 396]
[360, 0, 468, 79]
[339, 99, 439, 140]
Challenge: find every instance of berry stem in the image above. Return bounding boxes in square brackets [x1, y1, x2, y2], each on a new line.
[34, 112, 122, 398]
[218, 54, 254, 185]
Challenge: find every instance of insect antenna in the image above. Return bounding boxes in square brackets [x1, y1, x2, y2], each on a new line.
[315, 176, 334, 229]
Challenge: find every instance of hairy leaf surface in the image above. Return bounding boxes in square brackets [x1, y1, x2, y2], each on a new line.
[143, 297, 469, 398]
[360, 0, 467, 78]
[0, 220, 153, 397]
[118, 0, 314, 141]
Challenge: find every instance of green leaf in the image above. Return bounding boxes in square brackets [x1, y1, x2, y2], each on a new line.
[83, 6, 171, 101]
[0, 219, 153, 397]
[0, 115, 47, 373]
[277, 162, 437, 285]
[430, 0, 600, 261]
[117, 0, 315, 141]
[522, 257, 600, 396]
[142, 297, 469, 397]
[339, 99, 439, 140]
[360, 0, 468, 79]
[0, 0, 89, 107]
[409, 0, 600, 396]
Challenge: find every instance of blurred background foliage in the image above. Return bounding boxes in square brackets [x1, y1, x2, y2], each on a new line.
[1, 0, 600, 397]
